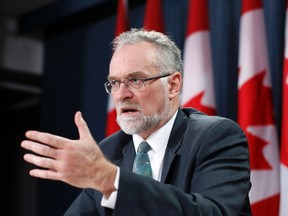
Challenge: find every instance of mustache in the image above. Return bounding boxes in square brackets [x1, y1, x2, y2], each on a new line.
[117, 100, 141, 111]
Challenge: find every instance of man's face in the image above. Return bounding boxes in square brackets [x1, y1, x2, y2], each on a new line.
[108, 42, 171, 137]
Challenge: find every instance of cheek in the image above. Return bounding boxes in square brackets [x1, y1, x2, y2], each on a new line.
[140, 90, 166, 112]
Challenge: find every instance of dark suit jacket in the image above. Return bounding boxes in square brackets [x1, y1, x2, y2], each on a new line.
[64, 108, 251, 216]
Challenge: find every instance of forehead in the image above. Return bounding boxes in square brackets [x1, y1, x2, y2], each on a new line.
[107, 71, 149, 80]
[109, 42, 158, 78]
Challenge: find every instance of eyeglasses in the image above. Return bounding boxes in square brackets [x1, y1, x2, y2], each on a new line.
[104, 73, 172, 94]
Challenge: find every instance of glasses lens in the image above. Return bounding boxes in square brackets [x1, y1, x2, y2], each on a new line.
[127, 78, 143, 89]
[104, 82, 112, 93]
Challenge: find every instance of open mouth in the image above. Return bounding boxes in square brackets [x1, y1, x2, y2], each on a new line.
[121, 108, 139, 114]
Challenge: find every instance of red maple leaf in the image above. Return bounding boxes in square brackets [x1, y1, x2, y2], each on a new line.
[238, 70, 275, 127]
[246, 130, 271, 169]
[238, 70, 276, 170]
[182, 91, 216, 115]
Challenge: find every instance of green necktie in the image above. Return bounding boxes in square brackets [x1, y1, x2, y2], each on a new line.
[132, 141, 153, 178]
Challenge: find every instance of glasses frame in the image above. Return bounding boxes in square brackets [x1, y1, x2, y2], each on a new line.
[104, 73, 172, 94]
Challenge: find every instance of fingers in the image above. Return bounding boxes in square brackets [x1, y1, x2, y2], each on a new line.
[24, 130, 68, 149]
[29, 169, 59, 180]
[23, 153, 55, 170]
[74, 111, 93, 140]
[21, 139, 57, 159]
[23, 153, 61, 180]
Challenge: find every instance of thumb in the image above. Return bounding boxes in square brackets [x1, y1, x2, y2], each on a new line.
[74, 111, 92, 140]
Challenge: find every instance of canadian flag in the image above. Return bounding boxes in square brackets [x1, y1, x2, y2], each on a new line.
[181, 0, 216, 115]
[105, 0, 129, 136]
[280, 1, 288, 216]
[143, 0, 165, 32]
[238, 0, 280, 215]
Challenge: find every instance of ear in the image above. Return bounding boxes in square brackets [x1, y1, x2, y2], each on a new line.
[168, 72, 182, 99]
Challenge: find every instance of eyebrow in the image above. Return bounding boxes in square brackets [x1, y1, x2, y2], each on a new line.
[107, 71, 149, 80]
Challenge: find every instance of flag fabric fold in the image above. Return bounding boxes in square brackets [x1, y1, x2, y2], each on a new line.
[181, 0, 216, 115]
[280, 1, 288, 216]
[143, 0, 165, 32]
[238, 0, 280, 215]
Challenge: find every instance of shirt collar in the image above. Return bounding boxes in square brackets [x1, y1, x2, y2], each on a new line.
[133, 110, 178, 156]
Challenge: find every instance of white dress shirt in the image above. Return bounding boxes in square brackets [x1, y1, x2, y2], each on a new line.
[101, 110, 178, 209]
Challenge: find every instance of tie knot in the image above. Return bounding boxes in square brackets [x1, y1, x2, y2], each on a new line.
[137, 141, 152, 153]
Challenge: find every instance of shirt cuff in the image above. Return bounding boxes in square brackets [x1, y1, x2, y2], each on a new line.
[100, 166, 120, 209]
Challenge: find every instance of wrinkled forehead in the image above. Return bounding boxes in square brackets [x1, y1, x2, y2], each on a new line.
[109, 42, 159, 78]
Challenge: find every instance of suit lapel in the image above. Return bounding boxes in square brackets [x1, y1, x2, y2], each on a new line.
[113, 139, 135, 171]
[161, 109, 188, 183]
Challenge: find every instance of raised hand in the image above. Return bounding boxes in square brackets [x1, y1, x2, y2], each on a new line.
[21, 111, 117, 196]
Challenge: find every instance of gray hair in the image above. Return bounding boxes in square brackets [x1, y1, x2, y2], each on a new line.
[112, 28, 183, 76]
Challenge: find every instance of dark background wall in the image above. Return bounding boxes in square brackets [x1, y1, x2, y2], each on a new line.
[1, 0, 285, 215]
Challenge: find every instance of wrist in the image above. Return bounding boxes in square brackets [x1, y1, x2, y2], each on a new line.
[93, 158, 118, 196]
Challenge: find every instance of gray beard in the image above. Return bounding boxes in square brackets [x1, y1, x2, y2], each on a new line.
[116, 82, 171, 135]
[117, 112, 161, 135]
[116, 100, 170, 135]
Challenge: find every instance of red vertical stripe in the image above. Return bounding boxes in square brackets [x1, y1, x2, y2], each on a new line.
[186, 0, 209, 36]
[144, 0, 165, 32]
[242, 0, 263, 15]
[281, 0, 288, 171]
[280, 1, 288, 215]
[115, 0, 129, 36]
[281, 49, 288, 166]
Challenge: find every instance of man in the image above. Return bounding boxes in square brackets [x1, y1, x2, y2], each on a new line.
[21, 28, 251, 215]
